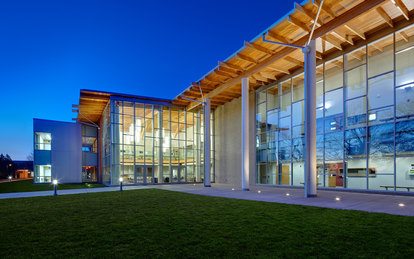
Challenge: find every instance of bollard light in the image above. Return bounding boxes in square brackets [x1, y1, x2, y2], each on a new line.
[8, 176, 12, 183]
[258, 190, 261, 194]
[119, 177, 123, 192]
[53, 180, 58, 196]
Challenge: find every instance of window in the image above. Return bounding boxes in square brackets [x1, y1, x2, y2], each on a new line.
[35, 165, 51, 183]
[34, 132, 51, 150]
[82, 137, 97, 153]
[82, 166, 97, 182]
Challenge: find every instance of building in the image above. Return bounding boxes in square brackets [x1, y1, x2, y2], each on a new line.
[13, 161, 33, 179]
[34, 0, 414, 194]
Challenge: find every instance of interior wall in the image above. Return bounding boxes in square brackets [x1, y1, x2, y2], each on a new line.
[214, 91, 256, 187]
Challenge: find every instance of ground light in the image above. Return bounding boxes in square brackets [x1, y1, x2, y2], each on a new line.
[119, 177, 123, 192]
[8, 176, 12, 183]
[286, 193, 290, 196]
[232, 188, 235, 191]
[53, 180, 58, 196]
[335, 197, 341, 201]
[399, 203, 405, 207]
[257, 190, 261, 194]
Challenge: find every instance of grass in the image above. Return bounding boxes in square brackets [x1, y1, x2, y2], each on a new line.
[0, 179, 106, 193]
[0, 189, 413, 258]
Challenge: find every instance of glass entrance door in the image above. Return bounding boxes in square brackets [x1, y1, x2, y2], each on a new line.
[171, 166, 186, 183]
[135, 166, 154, 184]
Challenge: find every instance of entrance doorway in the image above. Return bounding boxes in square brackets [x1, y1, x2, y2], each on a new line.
[135, 165, 154, 184]
[171, 166, 186, 183]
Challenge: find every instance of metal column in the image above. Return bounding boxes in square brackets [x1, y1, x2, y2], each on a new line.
[303, 40, 317, 197]
[204, 98, 211, 187]
[242, 77, 250, 191]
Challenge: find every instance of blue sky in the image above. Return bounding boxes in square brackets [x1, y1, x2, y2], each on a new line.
[0, 0, 294, 160]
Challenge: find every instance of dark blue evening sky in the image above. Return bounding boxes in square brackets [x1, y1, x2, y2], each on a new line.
[0, 0, 294, 159]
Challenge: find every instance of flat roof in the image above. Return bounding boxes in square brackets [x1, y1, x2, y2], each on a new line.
[75, 89, 176, 123]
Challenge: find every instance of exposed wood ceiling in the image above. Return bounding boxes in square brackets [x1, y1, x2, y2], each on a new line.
[171, 0, 414, 111]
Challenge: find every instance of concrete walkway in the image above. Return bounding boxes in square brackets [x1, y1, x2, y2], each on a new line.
[153, 184, 414, 217]
[1, 183, 414, 216]
[0, 185, 149, 199]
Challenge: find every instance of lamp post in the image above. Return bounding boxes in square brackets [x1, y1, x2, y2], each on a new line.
[119, 177, 123, 192]
[8, 176, 12, 183]
[53, 179, 58, 196]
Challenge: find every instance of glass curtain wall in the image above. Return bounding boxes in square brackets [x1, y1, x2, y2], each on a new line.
[256, 24, 414, 192]
[102, 97, 214, 185]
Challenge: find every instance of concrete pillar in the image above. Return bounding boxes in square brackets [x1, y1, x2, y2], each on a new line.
[196, 109, 201, 182]
[204, 98, 211, 187]
[241, 77, 250, 191]
[303, 40, 317, 197]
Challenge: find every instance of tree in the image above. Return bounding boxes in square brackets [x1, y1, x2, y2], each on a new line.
[0, 154, 17, 179]
[27, 152, 34, 161]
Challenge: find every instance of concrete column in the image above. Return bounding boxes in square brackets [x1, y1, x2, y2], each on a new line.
[158, 109, 163, 184]
[241, 77, 250, 191]
[196, 109, 201, 182]
[303, 40, 317, 197]
[204, 98, 211, 187]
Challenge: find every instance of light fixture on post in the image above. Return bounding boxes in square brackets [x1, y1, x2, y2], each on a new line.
[52, 179, 58, 196]
[8, 176, 12, 183]
[119, 177, 123, 192]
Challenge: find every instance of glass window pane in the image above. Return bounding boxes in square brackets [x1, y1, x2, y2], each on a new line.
[396, 157, 414, 189]
[279, 117, 291, 140]
[396, 120, 414, 156]
[368, 35, 394, 77]
[346, 97, 366, 129]
[292, 138, 304, 161]
[368, 106, 394, 126]
[369, 123, 394, 156]
[292, 74, 304, 102]
[267, 85, 279, 110]
[345, 46, 366, 71]
[279, 140, 291, 162]
[292, 101, 304, 126]
[267, 109, 278, 131]
[325, 57, 343, 92]
[396, 84, 414, 118]
[396, 26, 414, 86]
[325, 88, 343, 118]
[345, 128, 366, 159]
[345, 65, 366, 99]
[368, 72, 394, 110]
[325, 132, 343, 161]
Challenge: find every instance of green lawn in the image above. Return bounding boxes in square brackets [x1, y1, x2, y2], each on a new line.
[0, 189, 413, 258]
[0, 179, 106, 193]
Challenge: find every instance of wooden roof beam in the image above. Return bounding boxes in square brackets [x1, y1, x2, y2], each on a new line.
[322, 35, 343, 50]
[376, 6, 394, 27]
[284, 56, 304, 67]
[344, 24, 366, 40]
[314, 0, 336, 18]
[218, 61, 245, 72]
[244, 41, 274, 55]
[399, 31, 409, 42]
[287, 15, 310, 32]
[267, 30, 292, 44]
[214, 70, 235, 78]
[203, 77, 225, 84]
[391, 0, 410, 20]
[260, 72, 278, 81]
[237, 53, 258, 63]
[316, 51, 323, 59]
[267, 65, 290, 75]
[331, 30, 354, 45]
[219, 66, 241, 76]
